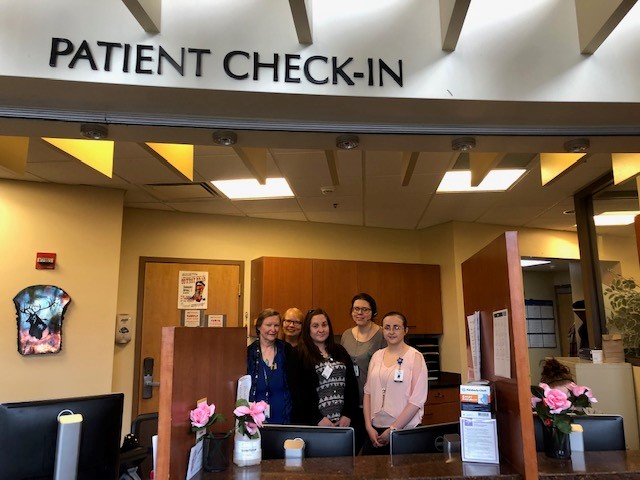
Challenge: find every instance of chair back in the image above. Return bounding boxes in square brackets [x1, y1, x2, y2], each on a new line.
[132, 412, 159, 478]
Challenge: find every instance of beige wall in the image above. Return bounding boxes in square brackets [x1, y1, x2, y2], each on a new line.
[0, 180, 124, 402]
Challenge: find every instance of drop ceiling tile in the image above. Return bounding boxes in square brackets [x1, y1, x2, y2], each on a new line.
[413, 152, 456, 175]
[271, 149, 329, 178]
[290, 175, 362, 198]
[144, 183, 217, 201]
[305, 210, 363, 226]
[365, 151, 404, 176]
[165, 200, 244, 215]
[126, 202, 176, 211]
[233, 198, 302, 214]
[27, 161, 130, 187]
[298, 195, 362, 212]
[248, 212, 308, 222]
[114, 142, 188, 184]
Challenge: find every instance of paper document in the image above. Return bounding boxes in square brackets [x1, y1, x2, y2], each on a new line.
[466, 311, 481, 381]
[492, 309, 511, 379]
[460, 418, 499, 464]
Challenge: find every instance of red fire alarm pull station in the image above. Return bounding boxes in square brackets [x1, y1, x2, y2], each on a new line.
[36, 252, 56, 270]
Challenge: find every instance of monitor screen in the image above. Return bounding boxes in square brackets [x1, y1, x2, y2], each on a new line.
[260, 424, 354, 459]
[533, 414, 625, 451]
[0, 393, 124, 480]
[390, 422, 460, 455]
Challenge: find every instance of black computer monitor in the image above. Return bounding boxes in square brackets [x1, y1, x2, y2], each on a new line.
[533, 414, 625, 451]
[390, 422, 460, 455]
[260, 424, 355, 459]
[0, 393, 124, 480]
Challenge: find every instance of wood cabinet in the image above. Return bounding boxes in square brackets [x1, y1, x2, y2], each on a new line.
[421, 387, 460, 425]
[250, 257, 312, 320]
[312, 259, 358, 333]
[251, 257, 443, 334]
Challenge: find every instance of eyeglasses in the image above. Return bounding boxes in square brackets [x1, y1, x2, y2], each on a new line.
[352, 307, 372, 314]
[284, 319, 302, 326]
[383, 325, 404, 332]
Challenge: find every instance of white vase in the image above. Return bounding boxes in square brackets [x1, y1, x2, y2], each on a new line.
[233, 431, 262, 467]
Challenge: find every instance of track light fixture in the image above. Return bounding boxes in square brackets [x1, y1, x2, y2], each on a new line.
[80, 123, 108, 140]
[451, 137, 476, 152]
[336, 135, 359, 150]
[212, 130, 238, 146]
[564, 138, 590, 153]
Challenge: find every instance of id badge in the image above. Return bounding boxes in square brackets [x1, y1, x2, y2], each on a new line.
[394, 369, 404, 382]
[353, 364, 359, 377]
[265, 404, 271, 418]
[321, 365, 333, 379]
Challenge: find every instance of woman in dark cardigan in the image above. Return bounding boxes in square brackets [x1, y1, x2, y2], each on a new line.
[247, 308, 292, 424]
[287, 308, 359, 427]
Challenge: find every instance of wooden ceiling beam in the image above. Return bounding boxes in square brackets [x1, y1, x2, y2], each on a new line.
[289, 0, 313, 45]
[234, 146, 268, 185]
[324, 150, 340, 186]
[469, 152, 504, 187]
[439, 0, 471, 52]
[611, 153, 640, 185]
[401, 151, 420, 186]
[0, 136, 28, 175]
[575, 0, 636, 55]
[121, 0, 161, 33]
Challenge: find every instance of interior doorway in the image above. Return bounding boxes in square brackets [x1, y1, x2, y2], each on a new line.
[132, 258, 244, 417]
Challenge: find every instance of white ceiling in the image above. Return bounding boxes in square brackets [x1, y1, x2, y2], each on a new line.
[0, 120, 637, 237]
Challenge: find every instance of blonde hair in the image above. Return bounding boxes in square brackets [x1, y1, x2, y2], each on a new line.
[278, 307, 304, 340]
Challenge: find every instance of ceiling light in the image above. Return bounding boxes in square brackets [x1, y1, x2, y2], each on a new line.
[436, 169, 526, 192]
[593, 211, 640, 226]
[211, 178, 294, 200]
[80, 124, 108, 140]
[564, 138, 590, 153]
[521, 259, 551, 268]
[452, 137, 476, 152]
[212, 130, 238, 146]
[336, 135, 359, 150]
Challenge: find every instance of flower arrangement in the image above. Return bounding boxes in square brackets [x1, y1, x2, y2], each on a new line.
[531, 382, 597, 434]
[233, 399, 268, 439]
[189, 401, 225, 438]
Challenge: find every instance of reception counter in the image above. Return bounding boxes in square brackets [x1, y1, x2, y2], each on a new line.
[193, 451, 640, 479]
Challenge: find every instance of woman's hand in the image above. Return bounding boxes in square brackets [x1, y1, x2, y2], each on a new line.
[336, 416, 351, 427]
[366, 425, 381, 447]
[318, 417, 334, 427]
[376, 428, 391, 446]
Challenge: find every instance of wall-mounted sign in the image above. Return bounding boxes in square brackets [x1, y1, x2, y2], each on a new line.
[178, 271, 208, 310]
[207, 314, 225, 328]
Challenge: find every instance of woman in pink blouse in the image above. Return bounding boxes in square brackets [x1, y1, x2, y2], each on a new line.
[362, 311, 429, 455]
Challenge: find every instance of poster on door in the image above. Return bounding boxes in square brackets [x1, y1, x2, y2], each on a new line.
[178, 271, 209, 309]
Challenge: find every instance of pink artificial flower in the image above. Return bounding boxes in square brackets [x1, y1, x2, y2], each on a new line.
[542, 385, 572, 414]
[250, 401, 268, 427]
[190, 401, 216, 428]
[568, 383, 598, 403]
[531, 396, 542, 408]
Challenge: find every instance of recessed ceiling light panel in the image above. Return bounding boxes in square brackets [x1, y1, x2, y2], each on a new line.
[437, 169, 526, 192]
[521, 259, 551, 268]
[211, 177, 294, 200]
[593, 211, 640, 226]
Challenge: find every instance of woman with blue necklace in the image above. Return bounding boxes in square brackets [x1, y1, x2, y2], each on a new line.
[247, 308, 292, 424]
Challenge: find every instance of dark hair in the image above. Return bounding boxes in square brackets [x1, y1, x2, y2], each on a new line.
[255, 308, 281, 337]
[381, 311, 407, 329]
[297, 308, 338, 368]
[351, 292, 377, 318]
[540, 357, 574, 387]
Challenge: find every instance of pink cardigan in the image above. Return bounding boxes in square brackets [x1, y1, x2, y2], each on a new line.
[363, 346, 429, 428]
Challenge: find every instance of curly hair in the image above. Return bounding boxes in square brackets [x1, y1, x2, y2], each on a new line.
[539, 357, 574, 388]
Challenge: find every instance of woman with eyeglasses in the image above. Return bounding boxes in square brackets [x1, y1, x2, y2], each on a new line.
[278, 307, 304, 347]
[287, 308, 359, 427]
[340, 293, 386, 451]
[247, 308, 292, 424]
[362, 311, 428, 455]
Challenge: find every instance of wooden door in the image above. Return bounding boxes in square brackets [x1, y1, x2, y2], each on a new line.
[312, 259, 358, 333]
[134, 259, 243, 417]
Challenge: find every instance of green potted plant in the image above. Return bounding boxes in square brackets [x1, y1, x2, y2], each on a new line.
[604, 274, 640, 361]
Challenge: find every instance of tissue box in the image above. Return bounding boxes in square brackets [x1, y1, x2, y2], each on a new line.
[602, 334, 625, 363]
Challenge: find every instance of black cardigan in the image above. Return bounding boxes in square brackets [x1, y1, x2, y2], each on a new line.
[286, 343, 359, 426]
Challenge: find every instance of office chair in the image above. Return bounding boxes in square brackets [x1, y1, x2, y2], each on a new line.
[130, 412, 159, 479]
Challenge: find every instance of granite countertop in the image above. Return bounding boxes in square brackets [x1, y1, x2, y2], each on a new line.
[197, 451, 640, 479]
[429, 371, 461, 389]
